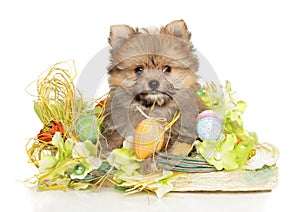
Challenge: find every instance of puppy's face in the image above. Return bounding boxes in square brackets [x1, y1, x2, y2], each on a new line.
[108, 20, 200, 107]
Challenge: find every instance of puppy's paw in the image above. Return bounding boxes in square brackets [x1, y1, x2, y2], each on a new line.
[139, 157, 158, 174]
[167, 141, 193, 157]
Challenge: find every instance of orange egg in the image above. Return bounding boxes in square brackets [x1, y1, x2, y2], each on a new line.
[134, 118, 164, 159]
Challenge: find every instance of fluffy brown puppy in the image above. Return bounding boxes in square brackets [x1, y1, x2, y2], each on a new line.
[102, 20, 207, 157]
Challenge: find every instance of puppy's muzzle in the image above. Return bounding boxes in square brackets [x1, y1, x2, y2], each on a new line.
[148, 80, 160, 90]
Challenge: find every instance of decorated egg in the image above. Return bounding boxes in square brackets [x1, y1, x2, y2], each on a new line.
[197, 110, 222, 141]
[75, 114, 99, 142]
[134, 118, 164, 159]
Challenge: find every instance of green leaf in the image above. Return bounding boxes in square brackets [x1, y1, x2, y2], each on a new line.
[72, 142, 90, 158]
[52, 132, 67, 161]
[94, 106, 102, 115]
[220, 133, 236, 152]
[39, 155, 57, 174]
[198, 139, 220, 159]
[34, 101, 43, 123]
[113, 149, 132, 165]
[223, 151, 239, 170]
[84, 140, 97, 156]
[120, 161, 140, 176]
[107, 146, 141, 182]
[64, 138, 74, 156]
[237, 101, 247, 113]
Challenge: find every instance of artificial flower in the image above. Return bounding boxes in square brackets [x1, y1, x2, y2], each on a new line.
[196, 133, 255, 170]
[38, 132, 102, 190]
[107, 137, 141, 183]
[39, 132, 72, 174]
[37, 121, 64, 142]
[70, 140, 102, 180]
[246, 143, 279, 170]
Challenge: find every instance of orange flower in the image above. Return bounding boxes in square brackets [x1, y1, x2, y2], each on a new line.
[37, 121, 64, 142]
[95, 100, 105, 107]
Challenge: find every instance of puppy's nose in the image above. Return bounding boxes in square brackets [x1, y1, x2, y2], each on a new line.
[148, 80, 160, 90]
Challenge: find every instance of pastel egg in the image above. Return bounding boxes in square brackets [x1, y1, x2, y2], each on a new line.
[197, 110, 222, 141]
[75, 114, 99, 142]
[134, 119, 164, 159]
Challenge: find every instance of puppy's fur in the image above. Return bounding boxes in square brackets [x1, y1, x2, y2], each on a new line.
[102, 20, 207, 156]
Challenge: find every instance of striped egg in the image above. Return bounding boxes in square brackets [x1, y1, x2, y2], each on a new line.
[134, 119, 164, 159]
[197, 110, 223, 141]
[75, 114, 98, 142]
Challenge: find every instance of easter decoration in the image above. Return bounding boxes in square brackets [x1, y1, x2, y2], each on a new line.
[133, 106, 180, 160]
[25, 61, 279, 196]
[196, 110, 223, 141]
[75, 114, 99, 143]
[133, 107, 166, 159]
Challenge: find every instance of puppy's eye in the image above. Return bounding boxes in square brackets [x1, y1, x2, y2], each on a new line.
[134, 66, 144, 75]
[163, 65, 172, 74]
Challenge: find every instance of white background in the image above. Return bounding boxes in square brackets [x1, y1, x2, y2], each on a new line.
[1, 0, 299, 211]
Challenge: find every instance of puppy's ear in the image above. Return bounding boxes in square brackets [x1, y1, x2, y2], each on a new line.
[161, 20, 191, 41]
[109, 24, 135, 45]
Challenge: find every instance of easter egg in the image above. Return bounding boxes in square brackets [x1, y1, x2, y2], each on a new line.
[197, 110, 222, 141]
[75, 114, 99, 142]
[134, 119, 164, 159]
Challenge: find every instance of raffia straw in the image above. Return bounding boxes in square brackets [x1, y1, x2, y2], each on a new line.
[25, 61, 84, 168]
[162, 111, 181, 149]
[35, 61, 80, 139]
[26, 138, 57, 168]
[92, 166, 115, 192]
[94, 93, 110, 157]
[152, 111, 181, 171]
